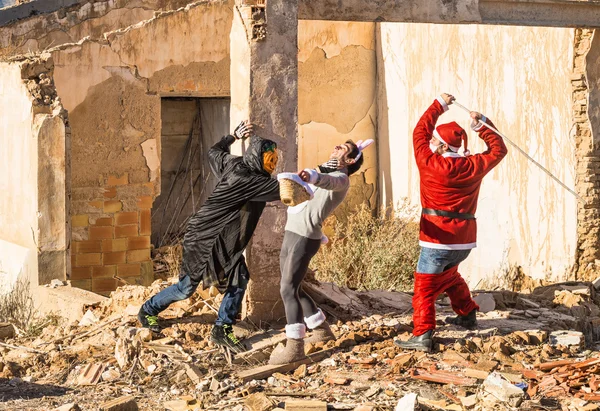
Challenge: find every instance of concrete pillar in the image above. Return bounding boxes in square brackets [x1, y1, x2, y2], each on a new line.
[230, 0, 298, 323]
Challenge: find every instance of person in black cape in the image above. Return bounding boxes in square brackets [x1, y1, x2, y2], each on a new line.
[138, 121, 280, 352]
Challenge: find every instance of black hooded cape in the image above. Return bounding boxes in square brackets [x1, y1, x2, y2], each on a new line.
[181, 134, 280, 291]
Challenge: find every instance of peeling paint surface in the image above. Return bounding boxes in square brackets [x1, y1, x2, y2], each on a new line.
[141, 138, 159, 182]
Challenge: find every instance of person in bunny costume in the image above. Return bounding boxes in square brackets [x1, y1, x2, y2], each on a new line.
[269, 139, 374, 365]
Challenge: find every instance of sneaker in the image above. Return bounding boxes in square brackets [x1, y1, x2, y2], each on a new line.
[394, 330, 434, 353]
[445, 309, 478, 330]
[138, 307, 162, 333]
[210, 324, 247, 354]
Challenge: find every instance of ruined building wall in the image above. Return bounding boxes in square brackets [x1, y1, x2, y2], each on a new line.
[49, 1, 231, 295]
[0, 57, 69, 293]
[579, 29, 600, 279]
[0, 0, 198, 55]
[377, 23, 577, 287]
[298, 20, 378, 218]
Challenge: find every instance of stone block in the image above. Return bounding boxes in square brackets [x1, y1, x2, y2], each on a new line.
[127, 249, 150, 263]
[137, 196, 153, 209]
[72, 214, 89, 227]
[99, 395, 138, 411]
[92, 265, 116, 278]
[549, 330, 584, 347]
[89, 226, 114, 240]
[73, 241, 102, 254]
[102, 239, 128, 252]
[71, 267, 92, 280]
[128, 236, 150, 250]
[70, 279, 92, 291]
[106, 174, 129, 186]
[75, 253, 102, 267]
[92, 278, 118, 293]
[103, 187, 117, 199]
[104, 252, 126, 265]
[140, 209, 151, 235]
[118, 263, 141, 277]
[115, 225, 138, 238]
[115, 212, 138, 225]
[104, 201, 123, 213]
[93, 217, 113, 227]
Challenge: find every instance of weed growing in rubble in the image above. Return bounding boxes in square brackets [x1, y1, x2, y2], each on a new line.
[311, 201, 420, 292]
[0, 277, 36, 331]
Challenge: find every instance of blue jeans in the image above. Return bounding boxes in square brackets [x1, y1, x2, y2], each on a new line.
[142, 274, 247, 326]
[416, 247, 472, 274]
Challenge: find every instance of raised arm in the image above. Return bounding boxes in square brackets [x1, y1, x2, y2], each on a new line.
[208, 135, 237, 179]
[413, 94, 452, 164]
[469, 113, 508, 175]
[300, 169, 350, 192]
[208, 121, 254, 179]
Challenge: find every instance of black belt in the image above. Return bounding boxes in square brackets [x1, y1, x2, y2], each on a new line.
[422, 208, 475, 220]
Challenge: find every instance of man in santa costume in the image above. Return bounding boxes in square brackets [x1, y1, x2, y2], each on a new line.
[396, 93, 508, 352]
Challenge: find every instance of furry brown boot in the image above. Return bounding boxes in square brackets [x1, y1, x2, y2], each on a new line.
[305, 321, 336, 344]
[268, 338, 307, 365]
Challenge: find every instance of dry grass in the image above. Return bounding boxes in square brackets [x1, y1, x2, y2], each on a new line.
[153, 244, 183, 281]
[311, 201, 421, 292]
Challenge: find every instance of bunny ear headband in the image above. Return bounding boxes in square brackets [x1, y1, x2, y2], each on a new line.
[354, 139, 375, 161]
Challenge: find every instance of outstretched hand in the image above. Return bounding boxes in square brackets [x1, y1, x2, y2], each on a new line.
[234, 120, 253, 140]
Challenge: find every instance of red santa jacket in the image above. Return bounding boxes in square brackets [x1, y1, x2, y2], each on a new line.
[413, 97, 508, 249]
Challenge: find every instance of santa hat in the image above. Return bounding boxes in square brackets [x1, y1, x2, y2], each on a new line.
[433, 122, 470, 156]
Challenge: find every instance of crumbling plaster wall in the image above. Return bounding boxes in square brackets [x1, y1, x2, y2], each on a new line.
[0, 57, 69, 293]
[0, 0, 198, 55]
[377, 23, 577, 287]
[579, 29, 600, 279]
[49, 1, 231, 295]
[298, 20, 378, 219]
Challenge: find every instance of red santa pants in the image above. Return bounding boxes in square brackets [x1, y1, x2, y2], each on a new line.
[412, 265, 479, 336]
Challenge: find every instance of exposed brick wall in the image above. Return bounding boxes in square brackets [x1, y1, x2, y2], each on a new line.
[70, 172, 154, 295]
[573, 28, 598, 279]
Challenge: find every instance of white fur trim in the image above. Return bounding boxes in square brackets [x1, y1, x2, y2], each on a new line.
[433, 129, 460, 152]
[285, 323, 306, 339]
[419, 240, 477, 250]
[442, 152, 463, 158]
[303, 168, 319, 184]
[436, 96, 450, 112]
[304, 309, 326, 329]
[471, 115, 487, 131]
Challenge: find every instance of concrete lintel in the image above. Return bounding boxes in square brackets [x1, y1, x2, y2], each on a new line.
[299, 0, 600, 29]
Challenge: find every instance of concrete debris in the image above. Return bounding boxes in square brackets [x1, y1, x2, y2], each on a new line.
[98, 395, 138, 411]
[479, 372, 525, 407]
[78, 309, 99, 327]
[2, 278, 600, 409]
[473, 292, 496, 313]
[52, 404, 81, 411]
[550, 330, 585, 347]
[395, 393, 418, 410]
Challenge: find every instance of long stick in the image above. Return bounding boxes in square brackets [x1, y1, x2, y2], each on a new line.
[453, 101, 581, 201]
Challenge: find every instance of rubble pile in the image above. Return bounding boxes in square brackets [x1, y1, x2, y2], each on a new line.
[0, 280, 599, 410]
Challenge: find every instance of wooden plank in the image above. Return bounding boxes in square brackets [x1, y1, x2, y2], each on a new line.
[284, 400, 327, 411]
[409, 369, 477, 386]
[236, 348, 335, 382]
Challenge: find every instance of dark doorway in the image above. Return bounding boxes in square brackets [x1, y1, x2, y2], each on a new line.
[152, 98, 230, 248]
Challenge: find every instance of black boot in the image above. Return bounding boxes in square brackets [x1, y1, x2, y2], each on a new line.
[210, 324, 247, 354]
[394, 330, 434, 353]
[137, 307, 162, 333]
[445, 309, 478, 330]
